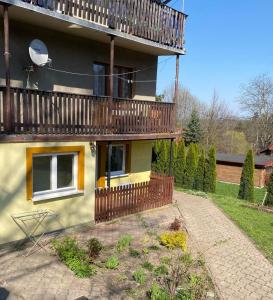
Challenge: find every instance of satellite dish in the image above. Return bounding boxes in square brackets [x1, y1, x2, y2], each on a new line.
[29, 39, 49, 67]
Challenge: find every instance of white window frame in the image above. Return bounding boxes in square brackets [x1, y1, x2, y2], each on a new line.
[106, 144, 126, 177]
[32, 152, 79, 202]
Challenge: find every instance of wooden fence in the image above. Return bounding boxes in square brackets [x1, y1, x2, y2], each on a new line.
[22, 0, 186, 49]
[0, 87, 174, 135]
[95, 173, 174, 223]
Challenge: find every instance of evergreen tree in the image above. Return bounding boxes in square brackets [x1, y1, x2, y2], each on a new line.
[183, 110, 203, 146]
[193, 147, 206, 191]
[204, 146, 216, 193]
[174, 139, 186, 186]
[156, 140, 169, 175]
[265, 172, 273, 206]
[183, 143, 198, 189]
[238, 149, 254, 201]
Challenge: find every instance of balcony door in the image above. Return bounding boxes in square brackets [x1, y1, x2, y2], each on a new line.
[93, 63, 132, 98]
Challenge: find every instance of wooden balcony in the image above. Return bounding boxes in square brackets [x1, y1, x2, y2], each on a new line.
[0, 87, 176, 140]
[19, 0, 186, 50]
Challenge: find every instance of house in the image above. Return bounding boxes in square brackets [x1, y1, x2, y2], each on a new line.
[260, 143, 273, 156]
[0, 0, 186, 244]
[216, 153, 273, 188]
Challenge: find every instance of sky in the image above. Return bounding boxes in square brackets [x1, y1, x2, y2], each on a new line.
[156, 0, 273, 114]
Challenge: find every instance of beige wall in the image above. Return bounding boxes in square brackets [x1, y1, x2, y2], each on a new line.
[0, 20, 157, 101]
[0, 141, 96, 245]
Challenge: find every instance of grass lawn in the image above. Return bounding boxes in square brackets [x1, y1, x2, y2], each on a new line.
[176, 182, 273, 261]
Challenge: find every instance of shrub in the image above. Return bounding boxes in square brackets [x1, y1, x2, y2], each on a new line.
[148, 282, 170, 300]
[169, 217, 181, 231]
[132, 268, 147, 284]
[193, 147, 206, 191]
[87, 238, 103, 259]
[174, 139, 186, 186]
[265, 172, 273, 206]
[105, 255, 119, 269]
[154, 264, 168, 277]
[203, 146, 216, 193]
[149, 244, 160, 251]
[129, 248, 141, 257]
[238, 149, 254, 201]
[116, 235, 133, 252]
[142, 261, 154, 271]
[52, 237, 96, 278]
[159, 231, 187, 252]
[183, 144, 198, 189]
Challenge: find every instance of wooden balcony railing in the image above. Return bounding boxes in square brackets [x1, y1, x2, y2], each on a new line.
[22, 0, 186, 50]
[0, 87, 175, 135]
[95, 173, 174, 223]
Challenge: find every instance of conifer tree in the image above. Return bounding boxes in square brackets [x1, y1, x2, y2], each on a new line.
[204, 146, 216, 193]
[156, 140, 169, 175]
[193, 147, 206, 191]
[183, 110, 203, 146]
[265, 172, 273, 206]
[174, 139, 186, 186]
[238, 149, 254, 201]
[183, 143, 198, 189]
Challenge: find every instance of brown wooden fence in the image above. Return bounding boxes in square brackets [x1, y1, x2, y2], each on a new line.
[22, 0, 186, 50]
[0, 87, 174, 135]
[95, 173, 174, 223]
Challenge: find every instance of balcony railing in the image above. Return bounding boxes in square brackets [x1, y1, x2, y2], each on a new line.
[0, 87, 175, 135]
[21, 0, 186, 49]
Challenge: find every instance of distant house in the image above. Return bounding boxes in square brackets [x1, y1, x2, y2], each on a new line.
[216, 153, 273, 188]
[260, 144, 273, 156]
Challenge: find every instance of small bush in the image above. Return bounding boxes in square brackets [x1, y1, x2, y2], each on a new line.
[148, 282, 170, 300]
[169, 218, 181, 231]
[105, 255, 119, 269]
[149, 244, 160, 251]
[142, 261, 154, 271]
[160, 231, 187, 251]
[154, 264, 168, 277]
[129, 248, 141, 257]
[116, 235, 133, 252]
[142, 248, 149, 255]
[52, 237, 96, 278]
[87, 238, 103, 259]
[132, 268, 147, 285]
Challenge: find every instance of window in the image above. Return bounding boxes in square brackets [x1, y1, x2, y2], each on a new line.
[93, 63, 132, 98]
[26, 146, 85, 201]
[32, 153, 78, 201]
[105, 144, 126, 177]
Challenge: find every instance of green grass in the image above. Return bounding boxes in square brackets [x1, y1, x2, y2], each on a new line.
[176, 182, 273, 261]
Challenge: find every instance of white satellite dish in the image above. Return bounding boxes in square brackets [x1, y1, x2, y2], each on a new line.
[29, 39, 49, 67]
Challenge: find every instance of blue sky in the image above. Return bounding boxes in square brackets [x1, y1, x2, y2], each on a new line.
[156, 0, 273, 114]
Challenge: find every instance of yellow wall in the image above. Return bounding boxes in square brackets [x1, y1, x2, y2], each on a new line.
[110, 141, 152, 187]
[0, 142, 96, 245]
[0, 140, 153, 244]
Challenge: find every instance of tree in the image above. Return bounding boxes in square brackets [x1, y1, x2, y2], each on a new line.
[238, 149, 254, 201]
[193, 147, 205, 191]
[238, 74, 273, 151]
[264, 172, 273, 206]
[183, 110, 203, 146]
[152, 140, 169, 175]
[183, 144, 198, 189]
[204, 146, 216, 193]
[174, 139, 186, 186]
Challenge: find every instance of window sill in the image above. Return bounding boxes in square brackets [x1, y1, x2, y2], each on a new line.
[105, 173, 129, 179]
[32, 190, 84, 202]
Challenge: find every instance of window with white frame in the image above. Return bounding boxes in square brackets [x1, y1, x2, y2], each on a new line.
[105, 144, 126, 177]
[32, 152, 78, 200]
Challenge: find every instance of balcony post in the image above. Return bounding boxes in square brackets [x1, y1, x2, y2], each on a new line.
[109, 35, 115, 133]
[169, 139, 174, 176]
[3, 4, 13, 133]
[107, 141, 112, 188]
[174, 54, 180, 130]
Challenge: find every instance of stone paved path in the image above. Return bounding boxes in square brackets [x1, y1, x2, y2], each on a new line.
[174, 191, 273, 300]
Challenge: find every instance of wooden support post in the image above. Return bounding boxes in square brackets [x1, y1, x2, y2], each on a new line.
[109, 35, 115, 133]
[107, 141, 112, 188]
[169, 139, 174, 176]
[3, 4, 13, 133]
[174, 54, 180, 130]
